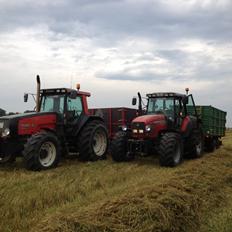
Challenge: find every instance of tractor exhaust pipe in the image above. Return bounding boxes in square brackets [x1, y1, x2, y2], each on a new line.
[138, 92, 142, 115]
[36, 75, 41, 112]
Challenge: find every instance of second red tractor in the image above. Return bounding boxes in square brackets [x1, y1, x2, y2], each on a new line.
[111, 90, 204, 167]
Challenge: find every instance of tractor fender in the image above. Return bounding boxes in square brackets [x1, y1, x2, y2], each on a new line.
[39, 128, 57, 136]
[181, 116, 197, 138]
[74, 115, 105, 137]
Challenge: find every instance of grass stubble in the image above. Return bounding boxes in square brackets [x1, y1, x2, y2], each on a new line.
[0, 132, 231, 232]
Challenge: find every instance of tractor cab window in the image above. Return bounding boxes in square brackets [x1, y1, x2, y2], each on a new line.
[174, 99, 182, 116]
[67, 96, 83, 117]
[147, 98, 174, 119]
[186, 95, 197, 116]
[40, 95, 65, 114]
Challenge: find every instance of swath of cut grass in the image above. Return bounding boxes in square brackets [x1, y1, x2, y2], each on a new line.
[33, 149, 232, 232]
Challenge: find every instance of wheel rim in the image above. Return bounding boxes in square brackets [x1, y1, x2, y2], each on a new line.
[92, 129, 107, 157]
[0, 154, 14, 164]
[173, 142, 181, 164]
[39, 141, 56, 167]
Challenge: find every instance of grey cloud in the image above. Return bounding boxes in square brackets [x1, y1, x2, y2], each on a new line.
[97, 71, 178, 82]
[1, 0, 232, 43]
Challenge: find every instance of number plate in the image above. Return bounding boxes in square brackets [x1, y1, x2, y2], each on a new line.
[0, 122, 4, 129]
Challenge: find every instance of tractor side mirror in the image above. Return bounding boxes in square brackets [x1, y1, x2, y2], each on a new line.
[69, 91, 77, 99]
[24, 93, 28, 102]
[132, 97, 137, 106]
[183, 96, 189, 105]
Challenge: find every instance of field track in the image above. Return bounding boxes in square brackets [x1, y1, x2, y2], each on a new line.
[0, 131, 232, 232]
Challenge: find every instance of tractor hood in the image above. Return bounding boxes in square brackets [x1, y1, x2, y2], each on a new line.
[131, 114, 167, 138]
[0, 112, 38, 120]
[0, 112, 57, 138]
[132, 114, 166, 125]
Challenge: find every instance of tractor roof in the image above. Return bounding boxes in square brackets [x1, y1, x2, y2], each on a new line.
[40, 88, 91, 97]
[146, 92, 186, 98]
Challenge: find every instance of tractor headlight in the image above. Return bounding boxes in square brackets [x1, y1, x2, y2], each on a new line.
[2, 128, 10, 137]
[121, 125, 128, 132]
[145, 125, 152, 132]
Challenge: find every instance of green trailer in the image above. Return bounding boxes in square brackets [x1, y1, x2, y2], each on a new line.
[196, 105, 227, 151]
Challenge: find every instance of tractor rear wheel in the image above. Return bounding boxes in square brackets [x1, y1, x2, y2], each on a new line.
[111, 131, 134, 162]
[159, 132, 183, 167]
[23, 131, 61, 171]
[187, 131, 204, 158]
[78, 120, 108, 161]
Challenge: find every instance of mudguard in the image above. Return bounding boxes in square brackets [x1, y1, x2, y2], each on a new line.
[181, 116, 198, 138]
[72, 115, 105, 137]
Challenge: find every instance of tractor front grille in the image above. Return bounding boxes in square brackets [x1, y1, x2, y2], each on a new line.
[132, 122, 145, 134]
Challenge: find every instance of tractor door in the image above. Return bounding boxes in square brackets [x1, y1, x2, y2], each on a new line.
[181, 94, 199, 137]
[65, 95, 84, 135]
[174, 98, 184, 128]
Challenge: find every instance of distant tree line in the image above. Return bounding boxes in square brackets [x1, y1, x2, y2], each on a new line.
[0, 108, 36, 117]
[0, 108, 6, 117]
[0, 108, 18, 117]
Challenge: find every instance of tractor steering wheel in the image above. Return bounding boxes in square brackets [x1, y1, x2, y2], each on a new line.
[156, 110, 166, 115]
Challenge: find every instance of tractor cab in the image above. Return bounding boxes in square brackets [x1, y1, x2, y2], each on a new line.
[147, 93, 198, 127]
[39, 88, 90, 120]
[146, 93, 186, 127]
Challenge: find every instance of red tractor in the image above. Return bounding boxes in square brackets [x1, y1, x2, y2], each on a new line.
[111, 90, 204, 167]
[0, 76, 108, 170]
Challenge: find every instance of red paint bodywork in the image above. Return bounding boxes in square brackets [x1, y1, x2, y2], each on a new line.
[132, 114, 165, 124]
[18, 114, 57, 135]
[132, 114, 167, 139]
[181, 116, 190, 132]
[89, 107, 137, 139]
[82, 95, 90, 115]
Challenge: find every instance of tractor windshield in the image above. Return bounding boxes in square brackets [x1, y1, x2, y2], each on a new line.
[147, 98, 174, 118]
[40, 95, 65, 114]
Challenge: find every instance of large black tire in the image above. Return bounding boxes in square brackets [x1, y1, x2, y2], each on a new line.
[77, 120, 108, 161]
[186, 130, 204, 158]
[159, 132, 183, 167]
[111, 131, 134, 162]
[23, 131, 61, 171]
[0, 154, 16, 165]
[205, 138, 216, 152]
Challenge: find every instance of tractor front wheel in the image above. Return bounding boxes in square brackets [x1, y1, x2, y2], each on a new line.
[0, 154, 16, 165]
[159, 132, 183, 167]
[111, 131, 134, 162]
[23, 131, 61, 171]
[78, 120, 108, 161]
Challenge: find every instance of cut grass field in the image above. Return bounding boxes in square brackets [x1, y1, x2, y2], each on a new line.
[0, 132, 232, 232]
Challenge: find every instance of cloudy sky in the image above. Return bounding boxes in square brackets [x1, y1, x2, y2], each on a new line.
[0, 0, 231, 126]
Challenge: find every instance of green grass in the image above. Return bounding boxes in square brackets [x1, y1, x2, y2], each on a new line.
[0, 132, 232, 232]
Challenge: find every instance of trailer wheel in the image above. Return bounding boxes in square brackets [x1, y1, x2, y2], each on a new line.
[159, 132, 183, 167]
[0, 154, 16, 165]
[215, 138, 222, 149]
[111, 131, 134, 162]
[78, 120, 108, 161]
[205, 138, 216, 153]
[23, 131, 61, 171]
